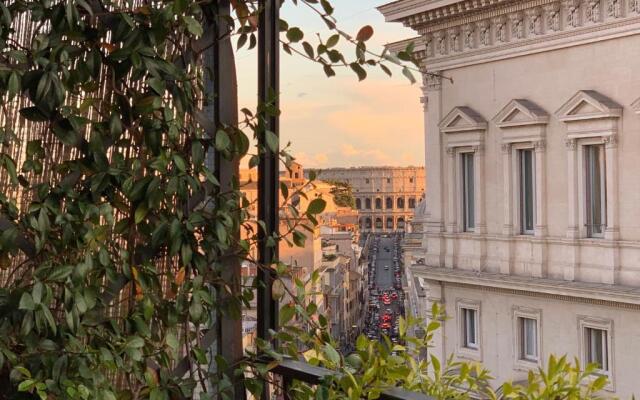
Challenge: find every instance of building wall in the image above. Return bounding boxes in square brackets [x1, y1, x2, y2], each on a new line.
[426, 282, 640, 395]
[380, 0, 640, 396]
[317, 167, 425, 232]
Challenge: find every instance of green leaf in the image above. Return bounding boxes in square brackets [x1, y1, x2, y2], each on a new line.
[19, 292, 35, 311]
[18, 379, 35, 392]
[134, 204, 148, 224]
[48, 265, 73, 281]
[307, 198, 326, 215]
[182, 16, 203, 36]
[215, 129, 231, 151]
[126, 336, 145, 349]
[326, 34, 339, 48]
[323, 343, 340, 365]
[350, 63, 367, 81]
[286, 27, 304, 43]
[402, 66, 416, 84]
[265, 130, 278, 152]
[2, 155, 18, 185]
[279, 304, 296, 325]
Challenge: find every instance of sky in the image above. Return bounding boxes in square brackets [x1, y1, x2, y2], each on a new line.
[235, 0, 424, 169]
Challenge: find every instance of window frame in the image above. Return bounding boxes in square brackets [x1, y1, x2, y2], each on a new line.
[461, 151, 476, 232]
[512, 306, 542, 370]
[518, 148, 536, 235]
[456, 299, 481, 360]
[583, 143, 607, 238]
[578, 316, 614, 390]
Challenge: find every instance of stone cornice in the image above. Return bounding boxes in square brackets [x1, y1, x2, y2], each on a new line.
[412, 266, 640, 308]
[384, 0, 640, 72]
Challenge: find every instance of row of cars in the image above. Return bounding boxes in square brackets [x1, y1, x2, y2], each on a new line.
[363, 234, 406, 344]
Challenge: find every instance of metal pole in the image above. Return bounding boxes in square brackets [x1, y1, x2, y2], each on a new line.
[257, 0, 279, 350]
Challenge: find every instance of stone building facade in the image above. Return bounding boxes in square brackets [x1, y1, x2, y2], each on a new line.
[380, 0, 640, 396]
[317, 167, 425, 233]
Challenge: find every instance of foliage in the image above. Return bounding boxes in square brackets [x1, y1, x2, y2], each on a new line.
[281, 304, 610, 400]
[325, 180, 356, 209]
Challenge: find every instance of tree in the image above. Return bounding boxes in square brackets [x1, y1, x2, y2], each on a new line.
[326, 180, 356, 209]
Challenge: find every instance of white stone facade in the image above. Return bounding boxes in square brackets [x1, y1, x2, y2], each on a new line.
[380, 0, 640, 395]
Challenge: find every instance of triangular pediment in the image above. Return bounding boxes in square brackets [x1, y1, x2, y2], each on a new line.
[493, 99, 549, 128]
[556, 90, 622, 122]
[631, 97, 640, 114]
[439, 106, 487, 133]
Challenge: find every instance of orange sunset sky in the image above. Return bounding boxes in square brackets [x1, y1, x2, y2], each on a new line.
[236, 0, 424, 168]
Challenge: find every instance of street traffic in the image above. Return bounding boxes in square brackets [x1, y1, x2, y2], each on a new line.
[363, 233, 405, 344]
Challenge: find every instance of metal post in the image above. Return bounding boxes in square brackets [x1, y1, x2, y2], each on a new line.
[257, 0, 279, 356]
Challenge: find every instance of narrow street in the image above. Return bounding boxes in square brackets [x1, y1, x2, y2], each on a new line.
[364, 233, 405, 344]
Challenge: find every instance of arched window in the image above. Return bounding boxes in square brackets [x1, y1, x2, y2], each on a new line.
[365, 218, 372, 229]
[375, 218, 383, 229]
[355, 198, 361, 209]
[397, 197, 405, 209]
[375, 198, 382, 209]
[386, 197, 393, 209]
[408, 197, 416, 208]
[397, 217, 405, 230]
[365, 198, 371, 209]
[386, 217, 394, 229]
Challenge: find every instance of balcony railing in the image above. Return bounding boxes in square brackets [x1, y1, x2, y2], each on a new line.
[271, 358, 433, 400]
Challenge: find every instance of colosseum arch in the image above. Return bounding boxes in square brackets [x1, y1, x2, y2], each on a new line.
[365, 198, 371, 209]
[385, 197, 393, 209]
[355, 198, 361, 209]
[375, 198, 382, 209]
[365, 217, 372, 229]
[397, 217, 405, 230]
[375, 217, 383, 230]
[408, 197, 416, 208]
[397, 197, 405, 209]
[386, 217, 394, 230]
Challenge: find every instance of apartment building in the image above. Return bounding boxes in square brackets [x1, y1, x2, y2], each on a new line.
[317, 167, 425, 232]
[380, 0, 640, 395]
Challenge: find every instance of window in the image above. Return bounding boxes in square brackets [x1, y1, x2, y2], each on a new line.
[585, 327, 608, 371]
[355, 198, 361, 209]
[519, 317, 538, 361]
[462, 153, 475, 232]
[375, 198, 382, 209]
[513, 307, 541, 369]
[397, 197, 405, 209]
[408, 198, 416, 208]
[365, 178, 370, 184]
[365, 198, 371, 209]
[387, 178, 391, 183]
[461, 308, 478, 349]
[386, 197, 393, 209]
[375, 218, 383, 229]
[578, 317, 613, 386]
[386, 217, 394, 229]
[519, 149, 535, 234]
[584, 144, 606, 238]
[410, 177, 414, 183]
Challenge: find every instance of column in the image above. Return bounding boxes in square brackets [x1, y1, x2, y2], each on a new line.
[473, 145, 486, 235]
[534, 139, 548, 278]
[502, 143, 513, 236]
[564, 138, 579, 281]
[565, 139, 579, 238]
[446, 147, 457, 232]
[534, 139, 547, 237]
[473, 145, 486, 271]
[604, 135, 619, 240]
[422, 72, 444, 232]
[501, 143, 514, 275]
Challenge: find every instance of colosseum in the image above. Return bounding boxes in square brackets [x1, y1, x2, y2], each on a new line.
[316, 166, 425, 232]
